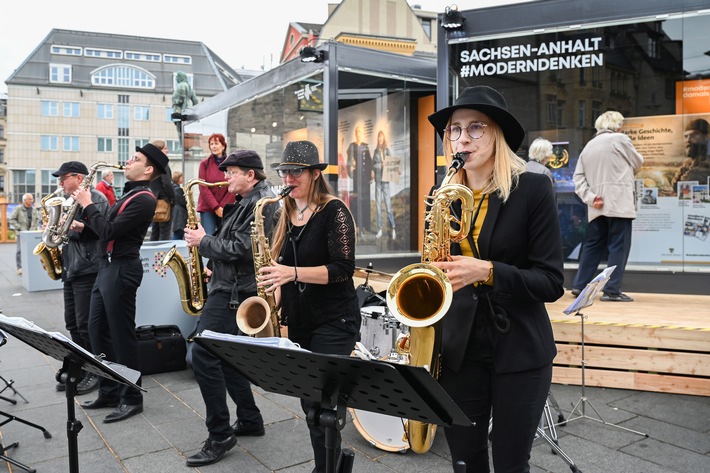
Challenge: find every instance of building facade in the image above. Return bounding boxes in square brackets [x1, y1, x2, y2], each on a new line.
[4, 29, 248, 202]
[436, 0, 710, 280]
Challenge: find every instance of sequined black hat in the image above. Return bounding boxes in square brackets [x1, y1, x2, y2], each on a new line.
[271, 140, 328, 171]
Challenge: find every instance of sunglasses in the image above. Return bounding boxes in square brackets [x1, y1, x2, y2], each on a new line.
[277, 168, 306, 178]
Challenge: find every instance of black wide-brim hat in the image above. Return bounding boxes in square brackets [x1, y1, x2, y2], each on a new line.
[135, 143, 169, 175]
[428, 85, 525, 152]
[271, 140, 328, 171]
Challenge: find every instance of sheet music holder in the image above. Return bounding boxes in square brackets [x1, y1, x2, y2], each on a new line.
[194, 332, 471, 473]
[559, 268, 647, 438]
[0, 315, 145, 473]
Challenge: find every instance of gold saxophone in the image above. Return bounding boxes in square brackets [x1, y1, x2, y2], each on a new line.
[33, 188, 65, 280]
[385, 152, 474, 453]
[236, 185, 294, 338]
[161, 178, 229, 316]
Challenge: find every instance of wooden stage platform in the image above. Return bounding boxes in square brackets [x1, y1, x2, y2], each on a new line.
[546, 292, 710, 397]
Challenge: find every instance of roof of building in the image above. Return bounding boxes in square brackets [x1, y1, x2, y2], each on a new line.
[5, 29, 249, 96]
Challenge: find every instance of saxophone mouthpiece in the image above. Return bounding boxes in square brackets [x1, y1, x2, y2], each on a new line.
[281, 185, 296, 197]
[451, 152, 469, 171]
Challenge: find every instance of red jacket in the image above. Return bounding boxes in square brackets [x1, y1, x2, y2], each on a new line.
[95, 180, 116, 206]
[197, 154, 235, 212]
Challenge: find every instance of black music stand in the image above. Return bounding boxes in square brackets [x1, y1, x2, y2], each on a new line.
[562, 267, 647, 438]
[194, 332, 472, 473]
[0, 317, 144, 473]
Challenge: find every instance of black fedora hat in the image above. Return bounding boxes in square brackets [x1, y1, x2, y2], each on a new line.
[135, 143, 169, 175]
[428, 85, 525, 151]
[271, 140, 328, 171]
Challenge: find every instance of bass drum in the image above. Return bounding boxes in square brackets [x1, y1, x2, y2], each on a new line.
[349, 408, 409, 453]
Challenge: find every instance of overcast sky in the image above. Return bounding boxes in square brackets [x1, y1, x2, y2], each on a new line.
[0, 0, 532, 96]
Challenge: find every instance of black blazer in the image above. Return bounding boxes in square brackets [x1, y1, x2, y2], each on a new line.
[441, 172, 564, 373]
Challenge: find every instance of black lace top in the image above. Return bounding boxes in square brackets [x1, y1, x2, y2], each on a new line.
[278, 199, 360, 335]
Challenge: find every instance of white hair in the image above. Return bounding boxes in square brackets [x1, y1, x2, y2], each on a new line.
[595, 111, 624, 131]
[528, 137, 553, 163]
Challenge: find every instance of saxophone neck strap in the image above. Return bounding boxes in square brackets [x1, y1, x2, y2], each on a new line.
[107, 190, 155, 257]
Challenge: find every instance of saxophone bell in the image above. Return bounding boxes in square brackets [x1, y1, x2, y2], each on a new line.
[236, 185, 294, 338]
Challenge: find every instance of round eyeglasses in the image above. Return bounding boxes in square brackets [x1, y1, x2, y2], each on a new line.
[444, 122, 488, 141]
[277, 168, 305, 178]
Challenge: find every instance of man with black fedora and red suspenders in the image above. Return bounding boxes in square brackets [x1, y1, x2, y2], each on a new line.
[72, 143, 169, 423]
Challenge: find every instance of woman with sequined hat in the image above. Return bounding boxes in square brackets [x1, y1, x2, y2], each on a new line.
[427, 85, 564, 472]
[259, 140, 360, 473]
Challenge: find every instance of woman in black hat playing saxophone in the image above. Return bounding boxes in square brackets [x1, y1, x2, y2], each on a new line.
[427, 86, 564, 472]
[258, 140, 360, 473]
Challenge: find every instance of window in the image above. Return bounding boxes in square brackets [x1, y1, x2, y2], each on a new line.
[592, 101, 602, 124]
[125, 51, 161, 62]
[134, 105, 150, 121]
[118, 138, 130, 166]
[118, 104, 130, 130]
[63, 136, 80, 152]
[97, 103, 114, 119]
[84, 48, 122, 59]
[135, 139, 149, 149]
[41, 101, 59, 116]
[0, 124, 3, 139]
[49, 64, 72, 83]
[167, 140, 181, 154]
[41, 135, 59, 151]
[163, 54, 192, 65]
[12, 169, 36, 200]
[90, 65, 155, 89]
[0, 149, 4, 164]
[51, 45, 81, 56]
[63, 102, 80, 118]
[556, 100, 565, 127]
[98, 137, 113, 152]
[41, 170, 58, 197]
[546, 95, 556, 124]
[165, 107, 174, 122]
[421, 19, 431, 39]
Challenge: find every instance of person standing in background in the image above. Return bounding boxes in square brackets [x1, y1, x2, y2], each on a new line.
[526, 137, 555, 186]
[346, 126, 373, 235]
[95, 170, 117, 206]
[171, 171, 187, 240]
[51, 161, 109, 395]
[9, 193, 40, 275]
[198, 133, 235, 236]
[571, 111, 643, 302]
[149, 140, 176, 241]
[372, 130, 396, 240]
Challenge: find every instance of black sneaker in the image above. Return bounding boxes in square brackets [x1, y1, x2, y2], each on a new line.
[231, 420, 265, 437]
[76, 373, 99, 395]
[571, 289, 581, 297]
[600, 293, 634, 302]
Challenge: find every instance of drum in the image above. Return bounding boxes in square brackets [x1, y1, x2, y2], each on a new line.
[349, 408, 409, 453]
[359, 306, 403, 359]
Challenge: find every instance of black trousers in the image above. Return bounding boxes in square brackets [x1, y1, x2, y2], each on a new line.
[64, 272, 97, 352]
[191, 291, 263, 440]
[88, 258, 143, 405]
[439, 361, 552, 473]
[290, 319, 359, 473]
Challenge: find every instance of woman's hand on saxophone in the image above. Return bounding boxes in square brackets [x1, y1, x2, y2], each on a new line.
[433, 255, 493, 292]
[184, 223, 206, 248]
[258, 261, 296, 293]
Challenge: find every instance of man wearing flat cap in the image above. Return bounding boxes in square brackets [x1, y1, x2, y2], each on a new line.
[183, 149, 273, 467]
[52, 161, 109, 395]
[72, 143, 168, 423]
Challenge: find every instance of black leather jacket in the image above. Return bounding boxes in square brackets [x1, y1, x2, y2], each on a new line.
[198, 180, 276, 304]
[62, 188, 110, 282]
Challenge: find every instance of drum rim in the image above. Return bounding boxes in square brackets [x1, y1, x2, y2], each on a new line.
[349, 407, 409, 453]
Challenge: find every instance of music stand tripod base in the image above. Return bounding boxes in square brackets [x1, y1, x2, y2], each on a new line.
[562, 270, 648, 439]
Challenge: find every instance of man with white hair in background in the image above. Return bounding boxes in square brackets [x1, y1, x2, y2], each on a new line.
[9, 193, 40, 275]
